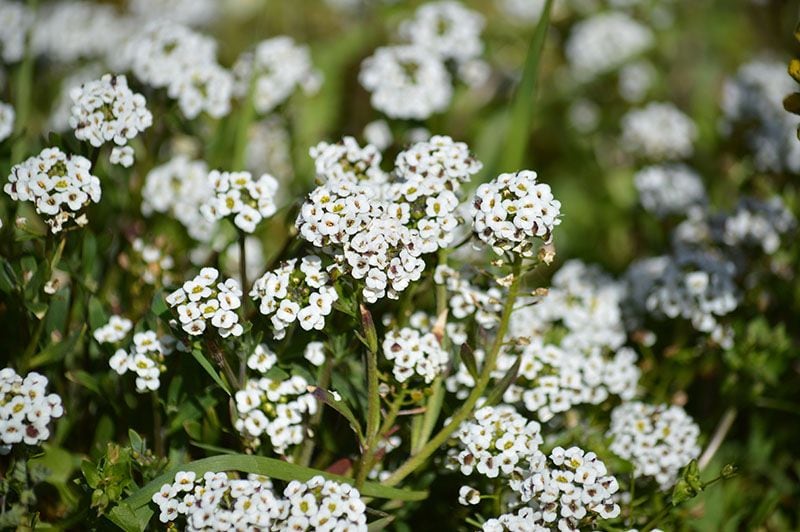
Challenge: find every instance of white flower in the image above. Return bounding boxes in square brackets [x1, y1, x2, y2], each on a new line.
[250, 256, 338, 339]
[634, 164, 706, 217]
[565, 11, 654, 82]
[0, 369, 63, 450]
[69, 74, 152, 148]
[363, 120, 392, 151]
[608, 402, 701, 490]
[471, 170, 561, 257]
[141, 156, 215, 241]
[167, 269, 243, 338]
[0, 102, 15, 142]
[3, 147, 102, 233]
[359, 45, 452, 120]
[383, 324, 448, 384]
[233, 36, 320, 115]
[200, 170, 279, 233]
[0, 1, 34, 63]
[94, 315, 133, 344]
[621, 102, 698, 161]
[110, 146, 135, 168]
[303, 341, 326, 367]
[399, 1, 484, 63]
[458, 485, 481, 506]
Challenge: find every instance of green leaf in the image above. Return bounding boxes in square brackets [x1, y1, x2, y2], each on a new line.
[28, 326, 85, 369]
[496, 0, 554, 173]
[191, 348, 232, 396]
[149, 292, 169, 318]
[107, 502, 151, 532]
[119, 455, 428, 530]
[88, 298, 107, 332]
[483, 355, 521, 407]
[309, 386, 365, 445]
[367, 515, 395, 531]
[459, 343, 479, 380]
[66, 369, 102, 396]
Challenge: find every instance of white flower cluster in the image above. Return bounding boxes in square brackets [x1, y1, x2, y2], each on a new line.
[48, 65, 103, 133]
[388, 135, 483, 252]
[565, 11, 654, 82]
[510, 260, 627, 352]
[281, 475, 368, 531]
[233, 37, 320, 115]
[129, 238, 175, 286]
[69, 74, 152, 155]
[200, 170, 279, 233]
[109, 331, 175, 392]
[93, 315, 133, 344]
[399, 1, 484, 63]
[250, 256, 339, 340]
[0, 369, 64, 454]
[515, 446, 622, 530]
[4, 147, 102, 233]
[621, 102, 698, 161]
[141, 156, 215, 241]
[0, 0, 34, 63]
[482, 507, 550, 532]
[129, 0, 218, 27]
[382, 324, 448, 384]
[359, 45, 452, 120]
[309, 136, 387, 186]
[626, 251, 738, 346]
[608, 402, 701, 490]
[472, 170, 561, 256]
[121, 22, 232, 118]
[498, 339, 640, 422]
[452, 405, 543, 478]
[234, 373, 316, 453]
[721, 59, 800, 174]
[32, 1, 131, 64]
[619, 60, 657, 103]
[722, 196, 796, 255]
[152, 471, 287, 529]
[434, 265, 503, 329]
[0, 101, 14, 142]
[296, 180, 426, 303]
[634, 164, 706, 218]
[166, 268, 244, 338]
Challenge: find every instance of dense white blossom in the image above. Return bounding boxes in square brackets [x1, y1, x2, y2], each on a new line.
[109, 331, 176, 392]
[120, 22, 232, 119]
[721, 59, 800, 173]
[141, 156, 215, 241]
[32, 1, 132, 64]
[435, 265, 503, 329]
[608, 402, 701, 490]
[515, 446, 622, 531]
[93, 315, 133, 344]
[634, 164, 706, 218]
[69, 74, 152, 148]
[399, 1, 484, 63]
[200, 170, 279, 233]
[382, 323, 448, 384]
[0, 369, 64, 453]
[722, 196, 795, 254]
[128, 0, 218, 27]
[233, 37, 320, 114]
[566, 12, 654, 82]
[359, 45, 452, 120]
[250, 256, 339, 339]
[234, 372, 316, 453]
[0, 101, 13, 142]
[621, 102, 698, 160]
[472, 170, 561, 256]
[4, 147, 101, 233]
[309, 136, 387, 187]
[281, 476, 367, 531]
[152, 471, 288, 529]
[166, 268, 244, 338]
[452, 405, 543, 479]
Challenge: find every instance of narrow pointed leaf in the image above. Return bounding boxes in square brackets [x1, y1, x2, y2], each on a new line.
[484, 356, 522, 407]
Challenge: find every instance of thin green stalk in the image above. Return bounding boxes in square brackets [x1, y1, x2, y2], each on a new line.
[298, 356, 334, 467]
[383, 257, 524, 487]
[356, 305, 381, 488]
[412, 250, 449, 454]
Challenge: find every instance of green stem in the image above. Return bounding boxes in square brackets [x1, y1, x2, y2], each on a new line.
[412, 249, 449, 454]
[298, 356, 334, 467]
[383, 256, 524, 487]
[356, 338, 381, 488]
[152, 392, 164, 458]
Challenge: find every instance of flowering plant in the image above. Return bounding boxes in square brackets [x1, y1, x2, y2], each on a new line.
[0, 1, 798, 531]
